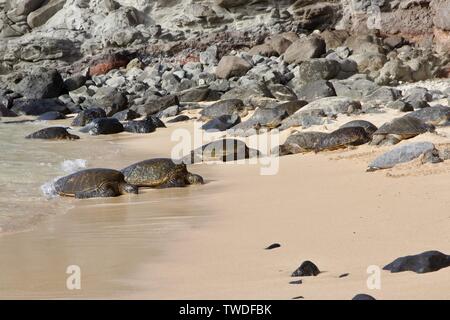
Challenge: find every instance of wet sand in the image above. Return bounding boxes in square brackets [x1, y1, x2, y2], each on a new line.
[1, 113, 450, 299]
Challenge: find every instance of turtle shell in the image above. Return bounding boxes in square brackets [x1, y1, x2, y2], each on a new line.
[54, 168, 124, 196]
[373, 116, 431, 136]
[121, 158, 186, 187]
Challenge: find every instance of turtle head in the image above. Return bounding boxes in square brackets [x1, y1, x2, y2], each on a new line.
[186, 173, 204, 185]
[119, 182, 138, 195]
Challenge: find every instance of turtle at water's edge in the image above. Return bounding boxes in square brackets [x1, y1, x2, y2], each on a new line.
[121, 158, 204, 188]
[25, 127, 80, 140]
[54, 168, 138, 199]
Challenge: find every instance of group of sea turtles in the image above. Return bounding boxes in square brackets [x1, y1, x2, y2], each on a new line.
[24, 102, 450, 199]
[54, 158, 204, 199]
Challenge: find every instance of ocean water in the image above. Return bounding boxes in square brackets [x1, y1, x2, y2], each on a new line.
[0, 120, 122, 233]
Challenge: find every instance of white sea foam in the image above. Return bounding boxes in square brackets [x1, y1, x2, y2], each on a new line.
[60, 159, 87, 174]
[40, 179, 58, 198]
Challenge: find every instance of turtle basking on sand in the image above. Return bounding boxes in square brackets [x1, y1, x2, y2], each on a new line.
[277, 131, 328, 155]
[181, 139, 260, 163]
[121, 158, 204, 188]
[25, 127, 80, 140]
[367, 141, 442, 171]
[404, 105, 450, 126]
[370, 116, 434, 146]
[54, 168, 138, 199]
[315, 127, 370, 152]
[340, 120, 378, 137]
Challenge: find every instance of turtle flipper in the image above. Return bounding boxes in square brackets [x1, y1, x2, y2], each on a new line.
[158, 176, 187, 189]
[75, 185, 118, 199]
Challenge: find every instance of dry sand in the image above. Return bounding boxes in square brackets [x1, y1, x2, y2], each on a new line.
[1, 110, 450, 300]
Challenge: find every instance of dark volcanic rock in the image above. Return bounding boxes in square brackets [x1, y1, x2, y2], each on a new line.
[177, 87, 210, 102]
[200, 99, 245, 120]
[292, 261, 320, 277]
[383, 251, 450, 274]
[112, 109, 140, 121]
[295, 80, 336, 102]
[11, 98, 70, 116]
[131, 95, 179, 117]
[124, 119, 157, 134]
[87, 87, 128, 116]
[71, 108, 107, 126]
[80, 118, 124, 135]
[13, 68, 65, 99]
[0, 104, 18, 117]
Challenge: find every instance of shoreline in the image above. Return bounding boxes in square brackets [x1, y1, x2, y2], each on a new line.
[1, 117, 450, 299]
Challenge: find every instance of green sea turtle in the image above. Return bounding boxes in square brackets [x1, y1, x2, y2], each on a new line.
[277, 131, 328, 155]
[404, 105, 450, 126]
[370, 116, 434, 146]
[25, 127, 80, 140]
[181, 139, 260, 163]
[315, 127, 370, 152]
[121, 158, 204, 188]
[340, 120, 378, 137]
[54, 168, 138, 199]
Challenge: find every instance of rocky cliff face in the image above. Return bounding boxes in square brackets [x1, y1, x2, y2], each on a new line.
[0, 0, 448, 74]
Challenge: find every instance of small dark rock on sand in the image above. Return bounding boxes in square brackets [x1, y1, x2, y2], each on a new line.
[291, 261, 320, 277]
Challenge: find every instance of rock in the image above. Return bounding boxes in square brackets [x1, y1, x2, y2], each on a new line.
[181, 139, 259, 164]
[229, 107, 288, 135]
[265, 243, 281, 250]
[266, 34, 293, 55]
[201, 114, 241, 132]
[199, 45, 218, 65]
[283, 36, 326, 65]
[248, 44, 278, 57]
[352, 294, 376, 301]
[384, 35, 405, 50]
[27, 0, 66, 28]
[215, 0, 246, 8]
[279, 109, 328, 131]
[80, 118, 124, 135]
[88, 53, 130, 77]
[112, 109, 140, 121]
[11, 98, 70, 116]
[157, 105, 180, 118]
[432, 0, 450, 31]
[0, 103, 17, 117]
[321, 30, 350, 50]
[87, 87, 128, 116]
[291, 261, 320, 277]
[367, 142, 441, 171]
[291, 59, 341, 85]
[131, 95, 179, 117]
[200, 99, 245, 120]
[124, 119, 157, 134]
[177, 87, 210, 102]
[272, 100, 308, 116]
[15, 0, 46, 16]
[221, 82, 272, 104]
[300, 97, 361, 116]
[71, 108, 107, 127]
[295, 80, 336, 102]
[376, 58, 412, 85]
[331, 77, 379, 100]
[383, 251, 450, 274]
[362, 87, 402, 105]
[144, 115, 166, 128]
[216, 56, 252, 79]
[37, 111, 66, 121]
[386, 100, 414, 112]
[64, 75, 86, 92]
[268, 84, 298, 101]
[13, 68, 64, 99]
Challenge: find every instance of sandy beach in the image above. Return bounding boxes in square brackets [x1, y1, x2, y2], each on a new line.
[1, 112, 449, 300]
